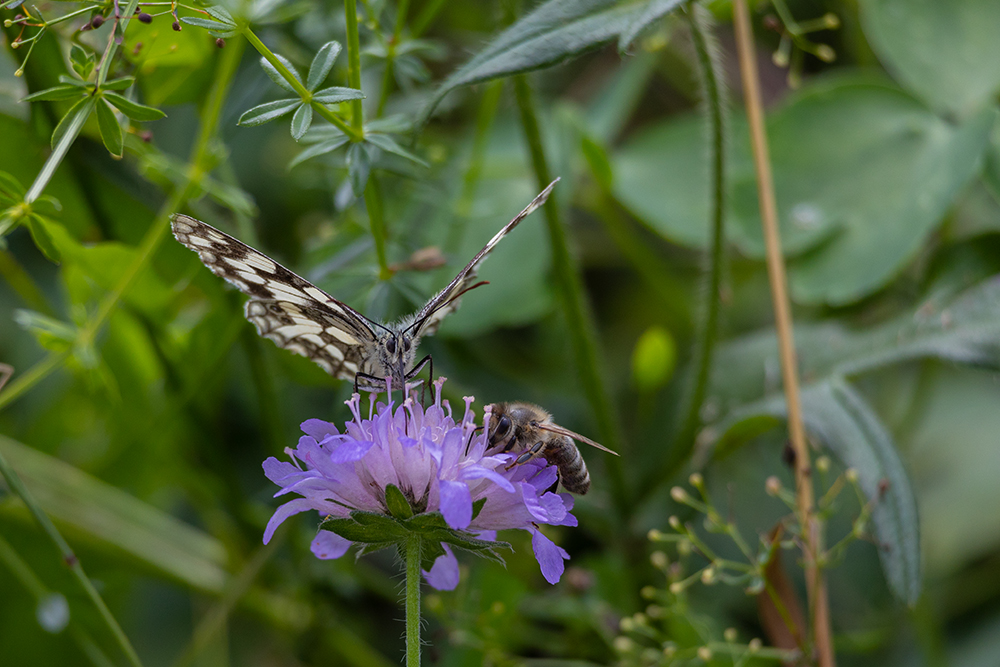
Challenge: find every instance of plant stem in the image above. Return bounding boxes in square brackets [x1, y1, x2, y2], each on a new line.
[0, 448, 144, 667]
[242, 27, 360, 141]
[344, 0, 364, 134]
[95, 0, 140, 86]
[25, 97, 95, 204]
[657, 4, 727, 483]
[365, 175, 391, 279]
[404, 535, 422, 667]
[512, 75, 628, 512]
[731, 1, 833, 664]
[375, 0, 409, 117]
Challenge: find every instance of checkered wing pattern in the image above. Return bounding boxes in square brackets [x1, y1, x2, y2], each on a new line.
[171, 214, 377, 380]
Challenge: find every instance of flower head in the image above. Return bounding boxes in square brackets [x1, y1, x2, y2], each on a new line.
[262, 379, 577, 587]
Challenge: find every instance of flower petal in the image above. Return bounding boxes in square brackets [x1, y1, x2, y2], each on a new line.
[301, 418, 339, 440]
[310, 531, 352, 559]
[440, 480, 472, 530]
[531, 529, 569, 585]
[329, 438, 375, 463]
[263, 498, 315, 544]
[423, 545, 460, 590]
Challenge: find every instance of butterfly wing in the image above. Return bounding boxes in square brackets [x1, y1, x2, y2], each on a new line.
[171, 214, 378, 380]
[407, 178, 559, 338]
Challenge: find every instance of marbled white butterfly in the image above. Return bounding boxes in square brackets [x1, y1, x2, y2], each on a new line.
[170, 179, 557, 391]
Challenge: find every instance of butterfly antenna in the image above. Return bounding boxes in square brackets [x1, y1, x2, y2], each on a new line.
[404, 280, 489, 336]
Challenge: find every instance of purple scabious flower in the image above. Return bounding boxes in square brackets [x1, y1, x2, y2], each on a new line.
[262, 379, 577, 588]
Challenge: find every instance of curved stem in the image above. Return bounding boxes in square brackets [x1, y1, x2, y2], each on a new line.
[404, 535, 422, 667]
[657, 4, 727, 482]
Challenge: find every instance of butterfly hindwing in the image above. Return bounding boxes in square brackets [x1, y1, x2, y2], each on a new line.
[408, 178, 559, 337]
[171, 215, 378, 377]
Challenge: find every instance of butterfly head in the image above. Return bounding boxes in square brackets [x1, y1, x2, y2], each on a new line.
[375, 329, 417, 385]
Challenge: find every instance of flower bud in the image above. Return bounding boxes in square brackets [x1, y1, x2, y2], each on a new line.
[697, 646, 712, 661]
[670, 486, 688, 502]
[172, 20, 181, 31]
[215, 37, 225, 48]
[91, 14, 104, 28]
[765, 476, 782, 496]
[724, 627, 737, 642]
[650, 551, 668, 569]
[748, 638, 762, 652]
[138, 12, 152, 23]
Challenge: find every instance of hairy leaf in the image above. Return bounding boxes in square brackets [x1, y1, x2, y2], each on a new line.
[307, 41, 342, 91]
[238, 99, 301, 126]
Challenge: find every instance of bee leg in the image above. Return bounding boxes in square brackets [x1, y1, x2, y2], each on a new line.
[505, 441, 546, 470]
[545, 471, 561, 495]
[465, 425, 484, 456]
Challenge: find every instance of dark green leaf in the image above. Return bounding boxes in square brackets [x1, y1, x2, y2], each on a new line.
[237, 99, 301, 126]
[420, 0, 684, 124]
[288, 136, 350, 169]
[312, 86, 365, 104]
[261, 54, 302, 93]
[307, 41, 342, 91]
[95, 99, 124, 158]
[57, 75, 90, 88]
[320, 513, 407, 543]
[21, 85, 86, 102]
[290, 103, 312, 140]
[723, 380, 921, 605]
[580, 133, 613, 189]
[471, 497, 487, 521]
[101, 76, 136, 91]
[103, 92, 166, 121]
[618, 0, 686, 53]
[50, 97, 94, 150]
[25, 215, 60, 263]
[346, 142, 372, 197]
[384, 484, 414, 519]
[364, 133, 427, 166]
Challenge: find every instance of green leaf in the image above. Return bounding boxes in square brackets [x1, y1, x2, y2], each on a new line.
[384, 484, 414, 519]
[420, 0, 685, 124]
[860, 0, 1000, 116]
[69, 44, 95, 81]
[723, 379, 921, 605]
[312, 86, 365, 104]
[102, 92, 166, 121]
[471, 497, 487, 521]
[260, 54, 302, 94]
[57, 75, 90, 88]
[205, 5, 236, 25]
[0, 435, 229, 593]
[50, 97, 94, 150]
[288, 136, 350, 169]
[346, 142, 372, 197]
[95, 99, 124, 158]
[180, 16, 237, 37]
[618, 0, 685, 53]
[13, 310, 76, 348]
[25, 215, 60, 263]
[307, 41, 342, 91]
[613, 75, 998, 305]
[101, 76, 135, 91]
[21, 85, 86, 103]
[321, 512, 407, 543]
[290, 103, 312, 140]
[237, 99, 301, 126]
[0, 171, 26, 201]
[364, 133, 427, 166]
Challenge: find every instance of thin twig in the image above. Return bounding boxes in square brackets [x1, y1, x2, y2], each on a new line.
[731, 1, 834, 664]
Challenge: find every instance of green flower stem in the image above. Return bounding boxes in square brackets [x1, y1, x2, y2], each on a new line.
[653, 6, 727, 486]
[344, 0, 364, 133]
[0, 448, 144, 667]
[24, 97, 94, 204]
[404, 535, 422, 667]
[241, 27, 360, 141]
[0, 534, 116, 667]
[375, 0, 409, 117]
[410, 0, 445, 37]
[512, 75, 629, 511]
[365, 175, 391, 279]
[0, 349, 69, 412]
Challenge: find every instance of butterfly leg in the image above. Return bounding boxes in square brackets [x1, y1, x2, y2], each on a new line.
[406, 354, 432, 406]
[353, 372, 386, 396]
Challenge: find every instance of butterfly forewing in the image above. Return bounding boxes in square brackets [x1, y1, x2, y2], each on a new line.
[171, 215, 377, 379]
[407, 178, 559, 338]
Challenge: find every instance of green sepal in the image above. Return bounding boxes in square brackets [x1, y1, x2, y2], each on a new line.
[384, 484, 414, 519]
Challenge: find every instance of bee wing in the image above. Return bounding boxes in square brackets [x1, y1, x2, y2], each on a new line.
[536, 424, 619, 456]
[406, 178, 559, 338]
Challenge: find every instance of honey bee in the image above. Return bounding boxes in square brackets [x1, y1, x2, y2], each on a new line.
[486, 402, 618, 494]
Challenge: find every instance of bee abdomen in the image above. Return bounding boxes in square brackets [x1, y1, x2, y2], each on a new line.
[546, 438, 590, 495]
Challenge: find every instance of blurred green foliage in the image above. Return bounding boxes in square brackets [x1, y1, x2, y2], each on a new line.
[1, 0, 1000, 665]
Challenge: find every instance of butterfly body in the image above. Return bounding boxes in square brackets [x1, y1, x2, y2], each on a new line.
[171, 180, 557, 390]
